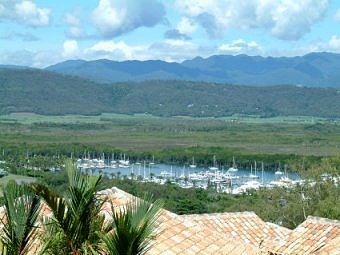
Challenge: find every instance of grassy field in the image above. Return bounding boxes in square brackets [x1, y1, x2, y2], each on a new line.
[0, 113, 339, 156]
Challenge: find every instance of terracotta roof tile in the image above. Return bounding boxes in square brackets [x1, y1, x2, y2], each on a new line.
[181, 211, 291, 250]
[264, 216, 340, 255]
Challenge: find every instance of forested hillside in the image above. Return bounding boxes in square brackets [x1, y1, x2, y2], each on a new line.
[0, 69, 112, 115]
[1, 69, 340, 117]
[46, 53, 340, 87]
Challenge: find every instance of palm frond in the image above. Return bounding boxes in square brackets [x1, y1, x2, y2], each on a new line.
[0, 181, 42, 255]
[33, 159, 105, 255]
[102, 197, 163, 255]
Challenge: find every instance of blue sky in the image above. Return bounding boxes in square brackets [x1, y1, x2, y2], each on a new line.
[0, 0, 340, 67]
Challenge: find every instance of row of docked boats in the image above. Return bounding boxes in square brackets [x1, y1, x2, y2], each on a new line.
[76, 154, 305, 194]
[77, 154, 133, 169]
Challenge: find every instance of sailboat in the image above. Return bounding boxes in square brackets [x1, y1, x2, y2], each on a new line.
[110, 153, 117, 167]
[248, 162, 259, 179]
[189, 157, 197, 168]
[227, 156, 238, 172]
[209, 155, 218, 171]
[261, 162, 265, 184]
[118, 154, 130, 168]
[149, 155, 155, 165]
[280, 164, 292, 184]
[275, 162, 284, 176]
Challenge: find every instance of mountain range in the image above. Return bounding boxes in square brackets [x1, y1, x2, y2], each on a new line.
[45, 52, 340, 87]
[0, 69, 339, 118]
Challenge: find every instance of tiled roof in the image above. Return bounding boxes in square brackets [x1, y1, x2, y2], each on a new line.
[100, 187, 262, 254]
[181, 212, 291, 247]
[0, 186, 339, 255]
[314, 237, 340, 255]
[150, 210, 261, 255]
[264, 216, 340, 255]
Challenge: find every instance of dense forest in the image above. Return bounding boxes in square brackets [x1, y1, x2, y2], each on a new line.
[1, 69, 340, 117]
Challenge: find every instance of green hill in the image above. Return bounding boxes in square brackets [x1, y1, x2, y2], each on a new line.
[0, 69, 339, 118]
[0, 69, 112, 115]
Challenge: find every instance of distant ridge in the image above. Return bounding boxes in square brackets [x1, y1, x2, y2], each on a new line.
[0, 64, 32, 70]
[45, 52, 340, 87]
[0, 69, 339, 118]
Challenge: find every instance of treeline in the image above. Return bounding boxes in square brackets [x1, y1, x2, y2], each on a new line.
[0, 142, 325, 173]
[1, 69, 340, 117]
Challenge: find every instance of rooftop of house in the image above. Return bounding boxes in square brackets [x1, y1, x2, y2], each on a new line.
[102, 187, 340, 255]
[1, 186, 339, 255]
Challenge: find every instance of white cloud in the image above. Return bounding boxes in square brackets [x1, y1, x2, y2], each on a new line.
[177, 17, 197, 34]
[0, 38, 202, 67]
[0, 0, 50, 26]
[85, 39, 203, 62]
[334, 9, 340, 22]
[149, 39, 201, 62]
[64, 12, 87, 38]
[15, 1, 50, 26]
[0, 49, 59, 67]
[174, 0, 329, 40]
[86, 40, 147, 60]
[296, 35, 340, 54]
[219, 39, 261, 55]
[92, 0, 166, 37]
[62, 40, 80, 58]
[269, 1, 328, 40]
[31, 50, 61, 68]
[326, 35, 340, 51]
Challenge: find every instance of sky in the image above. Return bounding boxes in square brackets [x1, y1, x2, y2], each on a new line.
[0, 0, 340, 67]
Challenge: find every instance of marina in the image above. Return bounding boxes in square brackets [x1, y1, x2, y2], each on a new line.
[76, 156, 302, 194]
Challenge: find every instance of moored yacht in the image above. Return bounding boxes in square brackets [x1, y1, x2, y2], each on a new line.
[189, 157, 197, 168]
[227, 156, 238, 172]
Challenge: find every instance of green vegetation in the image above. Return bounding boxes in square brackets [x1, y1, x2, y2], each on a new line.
[0, 182, 41, 255]
[33, 161, 105, 254]
[102, 195, 163, 255]
[16, 155, 335, 229]
[1, 69, 340, 117]
[0, 162, 162, 255]
[0, 106, 338, 232]
[0, 113, 339, 158]
[0, 153, 338, 231]
[101, 162, 339, 229]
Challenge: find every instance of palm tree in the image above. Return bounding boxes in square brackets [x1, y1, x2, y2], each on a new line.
[33, 160, 106, 255]
[0, 181, 41, 255]
[32, 160, 163, 255]
[102, 197, 163, 255]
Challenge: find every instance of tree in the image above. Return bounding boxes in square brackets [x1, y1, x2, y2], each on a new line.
[0, 181, 41, 255]
[102, 197, 163, 255]
[33, 160, 106, 255]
